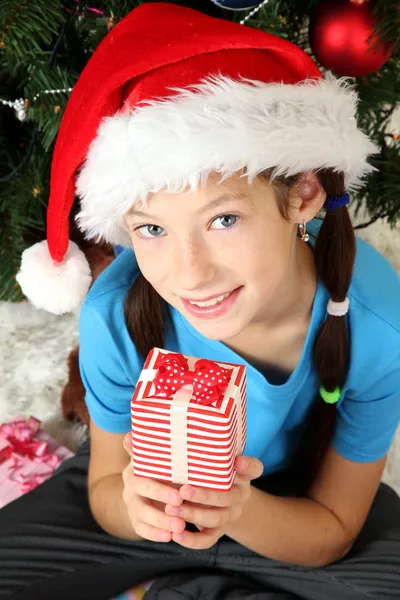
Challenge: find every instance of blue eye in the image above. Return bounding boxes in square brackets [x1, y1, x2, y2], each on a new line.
[136, 224, 166, 238]
[211, 215, 239, 230]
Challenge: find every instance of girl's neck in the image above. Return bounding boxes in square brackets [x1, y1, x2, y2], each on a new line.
[222, 239, 317, 372]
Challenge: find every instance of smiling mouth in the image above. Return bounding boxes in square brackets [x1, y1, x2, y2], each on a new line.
[186, 291, 234, 307]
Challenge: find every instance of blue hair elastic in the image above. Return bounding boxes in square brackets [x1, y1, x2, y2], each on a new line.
[324, 192, 350, 211]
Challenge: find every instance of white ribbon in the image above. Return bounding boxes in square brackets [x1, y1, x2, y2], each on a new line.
[169, 385, 192, 483]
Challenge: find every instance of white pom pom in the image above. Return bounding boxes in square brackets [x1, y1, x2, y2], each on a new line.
[16, 240, 92, 315]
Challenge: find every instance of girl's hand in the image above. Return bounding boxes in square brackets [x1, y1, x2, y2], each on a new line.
[122, 433, 185, 542]
[165, 456, 264, 549]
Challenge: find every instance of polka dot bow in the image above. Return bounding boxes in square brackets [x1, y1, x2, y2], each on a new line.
[152, 353, 231, 406]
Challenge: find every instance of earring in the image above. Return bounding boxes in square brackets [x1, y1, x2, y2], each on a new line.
[299, 221, 309, 243]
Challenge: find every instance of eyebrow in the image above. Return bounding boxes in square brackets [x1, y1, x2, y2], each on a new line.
[127, 192, 248, 220]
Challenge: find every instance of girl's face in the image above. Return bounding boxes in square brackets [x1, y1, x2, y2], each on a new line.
[125, 172, 304, 342]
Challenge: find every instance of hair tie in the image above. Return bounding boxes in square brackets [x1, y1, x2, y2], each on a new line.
[320, 385, 341, 404]
[327, 297, 350, 317]
[325, 193, 350, 211]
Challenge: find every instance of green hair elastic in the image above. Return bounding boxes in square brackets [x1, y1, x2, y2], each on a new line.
[319, 385, 341, 404]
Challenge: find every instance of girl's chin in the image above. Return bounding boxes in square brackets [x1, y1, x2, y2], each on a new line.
[189, 316, 247, 342]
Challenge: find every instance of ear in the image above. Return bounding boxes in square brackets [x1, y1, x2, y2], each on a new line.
[291, 171, 327, 224]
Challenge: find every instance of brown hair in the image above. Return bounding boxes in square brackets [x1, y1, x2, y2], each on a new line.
[123, 168, 356, 495]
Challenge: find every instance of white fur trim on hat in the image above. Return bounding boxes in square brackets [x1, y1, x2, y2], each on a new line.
[75, 73, 379, 246]
[16, 240, 92, 315]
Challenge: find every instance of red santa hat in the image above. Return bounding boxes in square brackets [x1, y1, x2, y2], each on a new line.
[16, 2, 378, 315]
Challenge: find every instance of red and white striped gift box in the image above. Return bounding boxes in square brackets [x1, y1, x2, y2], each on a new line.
[131, 347, 246, 491]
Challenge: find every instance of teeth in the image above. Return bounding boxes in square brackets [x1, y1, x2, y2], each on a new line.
[189, 291, 231, 307]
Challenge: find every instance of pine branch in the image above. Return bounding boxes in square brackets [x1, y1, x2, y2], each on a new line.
[0, 220, 25, 302]
[24, 63, 76, 150]
[0, 125, 39, 184]
[353, 212, 391, 230]
[372, 0, 400, 54]
[0, 0, 64, 61]
[0, 148, 49, 301]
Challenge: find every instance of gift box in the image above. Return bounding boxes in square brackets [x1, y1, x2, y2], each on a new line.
[0, 416, 74, 509]
[131, 348, 246, 491]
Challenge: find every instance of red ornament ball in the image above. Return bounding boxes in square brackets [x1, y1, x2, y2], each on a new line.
[309, 0, 393, 77]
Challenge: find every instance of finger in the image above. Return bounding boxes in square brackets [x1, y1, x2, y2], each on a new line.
[133, 475, 183, 507]
[179, 483, 243, 507]
[172, 527, 222, 550]
[122, 464, 183, 506]
[139, 498, 186, 534]
[134, 521, 172, 543]
[166, 501, 241, 529]
[123, 432, 132, 456]
[234, 456, 264, 480]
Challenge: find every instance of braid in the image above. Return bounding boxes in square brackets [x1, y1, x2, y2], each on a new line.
[291, 170, 356, 495]
[124, 273, 166, 359]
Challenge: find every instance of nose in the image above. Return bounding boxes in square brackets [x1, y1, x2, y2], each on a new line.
[173, 237, 216, 293]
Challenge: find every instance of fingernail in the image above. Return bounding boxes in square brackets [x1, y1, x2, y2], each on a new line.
[167, 505, 182, 517]
[168, 491, 180, 504]
[181, 486, 195, 500]
[169, 519, 182, 532]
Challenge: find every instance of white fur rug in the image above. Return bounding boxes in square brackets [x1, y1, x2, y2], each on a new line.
[1, 207, 399, 497]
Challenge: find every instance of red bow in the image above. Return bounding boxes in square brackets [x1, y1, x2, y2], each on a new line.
[0, 418, 61, 492]
[0, 418, 46, 464]
[152, 353, 231, 406]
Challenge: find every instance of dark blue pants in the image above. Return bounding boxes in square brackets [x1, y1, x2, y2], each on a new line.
[1, 440, 400, 600]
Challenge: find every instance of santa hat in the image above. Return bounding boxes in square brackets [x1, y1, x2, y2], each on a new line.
[16, 2, 378, 315]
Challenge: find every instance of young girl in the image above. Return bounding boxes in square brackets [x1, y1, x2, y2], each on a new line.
[4, 3, 400, 599]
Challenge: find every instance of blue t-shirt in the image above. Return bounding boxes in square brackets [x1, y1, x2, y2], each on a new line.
[79, 218, 400, 475]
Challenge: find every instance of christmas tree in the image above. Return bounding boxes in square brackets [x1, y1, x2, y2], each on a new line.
[0, 0, 399, 301]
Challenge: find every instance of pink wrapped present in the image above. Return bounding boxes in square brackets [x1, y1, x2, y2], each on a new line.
[131, 348, 246, 491]
[0, 416, 74, 508]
